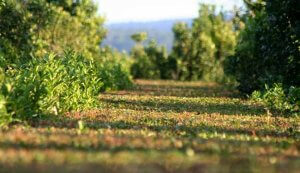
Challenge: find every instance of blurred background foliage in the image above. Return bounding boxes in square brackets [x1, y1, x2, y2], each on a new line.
[130, 4, 239, 83]
[127, 0, 299, 114]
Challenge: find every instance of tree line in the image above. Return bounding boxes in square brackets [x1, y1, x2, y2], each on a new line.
[130, 0, 299, 115]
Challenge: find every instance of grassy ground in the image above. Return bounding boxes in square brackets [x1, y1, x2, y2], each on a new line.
[0, 80, 299, 173]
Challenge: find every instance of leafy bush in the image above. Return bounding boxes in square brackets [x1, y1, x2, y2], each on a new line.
[3, 51, 102, 121]
[288, 87, 300, 112]
[0, 93, 10, 126]
[225, 0, 299, 94]
[98, 47, 133, 91]
[0, 68, 13, 126]
[0, 0, 106, 66]
[131, 50, 159, 79]
[170, 4, 238, 82]
[144, 41, 171, 79]
[130, 40, 170, 79]
[0, 47, 133, 126]
[251, 84, 300, 115]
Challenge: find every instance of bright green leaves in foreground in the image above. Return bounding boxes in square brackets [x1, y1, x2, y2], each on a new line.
[1, 51, 103, 124]
[0, 0, 134, 126]
[251, 84, 300, 115]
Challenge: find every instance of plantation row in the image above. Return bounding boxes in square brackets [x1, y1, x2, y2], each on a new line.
[0, 0, 299, 127]
[0, 0, 134, 126]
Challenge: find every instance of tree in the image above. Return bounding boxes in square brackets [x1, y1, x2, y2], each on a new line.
[131, 32, 148, 44]
[225, 0, 300, 94]
[170, 22, 192, 80]
[170, 4, 238, 82]
[130, 32, 153, 79]
[144, 40, 170, 79]
[0, 0, 106, 68]
[130, 32, 171, 79]
[0, 0, 53, 66]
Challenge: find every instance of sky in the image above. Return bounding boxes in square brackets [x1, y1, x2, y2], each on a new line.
[96, 0, 244, 24]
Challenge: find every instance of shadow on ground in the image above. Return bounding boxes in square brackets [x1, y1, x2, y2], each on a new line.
[106, 80, 241, 98]
[100, 97, 266, 116]
[28, 117, 294, 139]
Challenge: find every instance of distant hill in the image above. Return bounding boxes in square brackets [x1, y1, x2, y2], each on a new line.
[102, 19, 193, 53]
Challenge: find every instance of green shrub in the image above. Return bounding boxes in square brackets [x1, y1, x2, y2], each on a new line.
[130, 39, 172, 80]
[225, 0, 299, 94]
[4, 51, 102, 121]
[170, 5, 238, 82]
[0, 93, 10, 126]
[99, 60, 133, 91]
[99, 47, 133, 91]
[288, 87, 300, 112]
[130, 46, 161, 79]
[251, 84, 300, 115]
[130, 33, 160, 79]
[144, 41, 171, 79]
[0, 68, 13, 126]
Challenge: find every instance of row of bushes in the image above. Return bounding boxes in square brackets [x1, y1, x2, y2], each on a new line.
[0, 0, 133, 126]
[0, 51, 132, 126]
[225, 0, 299, 115]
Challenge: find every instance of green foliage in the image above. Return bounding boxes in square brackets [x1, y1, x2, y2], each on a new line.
[225, 0, 300, 94]
[0, 94, 10, 127]
[170, 4, 238, 82]
[0, 46, 133, 126]
[130, 43, 158, 79]
[99, 47, 133, 91]
[0, 0, 134, 127]
[130, 40, 171, 79]
[144, 41, 172, 79]
[0, 0, 52, 66]
[288, 87, 300, 112]
[251, 84, 300, 115]
[128, 5, 237, 82]
[38, 0, 106, 57]
[0, 68, 13, 126]
[3, 51, 102, 121]
[130, 32, 154, 79]
[170, 22, 192, 80]
[0, 0, 4, 7]
[131, 32, 148, 44]
[0, 0, 105, 67]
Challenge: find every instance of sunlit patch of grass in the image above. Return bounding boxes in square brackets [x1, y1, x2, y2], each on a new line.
[0, 80, 299, 173]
